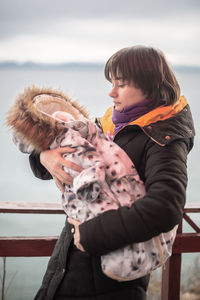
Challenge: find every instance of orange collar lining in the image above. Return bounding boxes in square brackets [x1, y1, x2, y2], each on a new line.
[100, 96, 188, 135]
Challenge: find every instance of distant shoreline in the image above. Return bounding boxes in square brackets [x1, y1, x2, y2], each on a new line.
[0, 61, 200, 72]
[0, 61, 104, 70]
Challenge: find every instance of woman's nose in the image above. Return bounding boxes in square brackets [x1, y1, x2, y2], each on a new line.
[109, 86, 117, 98]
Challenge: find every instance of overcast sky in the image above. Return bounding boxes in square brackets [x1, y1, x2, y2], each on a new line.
[0, 0, 199, 66]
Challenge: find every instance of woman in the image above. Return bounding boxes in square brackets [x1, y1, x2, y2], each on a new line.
[30, 46, 195, 300]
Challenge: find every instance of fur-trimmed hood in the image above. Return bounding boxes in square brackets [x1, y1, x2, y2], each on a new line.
[6, 86, 89, 153]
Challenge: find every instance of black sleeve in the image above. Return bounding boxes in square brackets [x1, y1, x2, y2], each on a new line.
[79, 140, 188, 256]
[29, 153, 52, 180]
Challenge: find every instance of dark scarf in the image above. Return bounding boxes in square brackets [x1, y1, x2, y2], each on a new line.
[112, 98, 152, 135]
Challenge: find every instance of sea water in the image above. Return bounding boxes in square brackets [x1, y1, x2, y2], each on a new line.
[0, 66, 199, 299]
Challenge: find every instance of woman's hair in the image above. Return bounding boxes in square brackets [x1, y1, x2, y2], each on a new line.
[104, 46, 180, 108]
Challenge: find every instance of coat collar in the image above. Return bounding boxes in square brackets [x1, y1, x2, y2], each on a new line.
[99, 96, 195, 147]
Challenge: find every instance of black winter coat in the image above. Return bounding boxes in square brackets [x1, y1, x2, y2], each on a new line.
[30, 103, 195, 300]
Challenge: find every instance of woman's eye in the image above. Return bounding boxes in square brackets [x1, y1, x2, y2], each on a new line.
[111, 81, 127, 88]
[118, 83, 125, 87]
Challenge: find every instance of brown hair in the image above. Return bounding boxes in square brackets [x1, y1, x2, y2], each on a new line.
[104, 46, 180, 109]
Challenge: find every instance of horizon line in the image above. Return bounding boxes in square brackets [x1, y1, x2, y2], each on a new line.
[0, 60, 200, 70]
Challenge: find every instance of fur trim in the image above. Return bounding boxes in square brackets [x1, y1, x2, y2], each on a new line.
[6, 86, 89, 153]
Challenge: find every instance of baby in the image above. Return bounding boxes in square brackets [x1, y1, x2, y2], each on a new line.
[50, 109, 145, 222]
[7, 86, 177, 281]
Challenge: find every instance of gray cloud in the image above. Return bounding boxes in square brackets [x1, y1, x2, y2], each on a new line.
[0, 0, 199, 38]
[1, 0, 199, 19]
[0, 0, 199, 65]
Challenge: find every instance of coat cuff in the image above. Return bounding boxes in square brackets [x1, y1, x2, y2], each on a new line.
[29, 153, 52, 180]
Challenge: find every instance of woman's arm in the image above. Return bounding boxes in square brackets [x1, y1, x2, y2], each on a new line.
[78, 140, 188, 256]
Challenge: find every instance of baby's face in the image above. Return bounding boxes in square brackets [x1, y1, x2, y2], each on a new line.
[52, 111, 75, 122]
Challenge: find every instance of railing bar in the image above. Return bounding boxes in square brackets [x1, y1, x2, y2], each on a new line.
[0, 236, 58, 257]
[184, 202, 200, 212]
[173, 233, 200, 253]
[1, 202, 200, 214]
[1, 233, 200, 256]
[0, 202, 65, 214]
[0, 209, 65, 214]
[183, 213, 200, 233]
[0, 236, 59, 240]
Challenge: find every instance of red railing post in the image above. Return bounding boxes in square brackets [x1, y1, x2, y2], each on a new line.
[161, 253, 182, 300]
[161, 221, 183, 300]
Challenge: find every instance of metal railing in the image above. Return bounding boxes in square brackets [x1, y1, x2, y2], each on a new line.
[0, 202, 200, 299]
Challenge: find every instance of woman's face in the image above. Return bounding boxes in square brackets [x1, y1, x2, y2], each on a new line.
[109, 78, 147, 111]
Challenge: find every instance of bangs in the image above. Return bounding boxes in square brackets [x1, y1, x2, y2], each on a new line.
[104, 48, 133, 83]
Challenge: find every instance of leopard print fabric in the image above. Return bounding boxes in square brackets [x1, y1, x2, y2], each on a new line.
[49, 119, 145, 221]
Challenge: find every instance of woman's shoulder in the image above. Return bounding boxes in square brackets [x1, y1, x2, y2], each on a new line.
[142, 103, 195, 150]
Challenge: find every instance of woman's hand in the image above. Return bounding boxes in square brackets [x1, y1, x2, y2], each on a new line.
[40, 147, 83, 192]
[68, 218, 85, 252]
